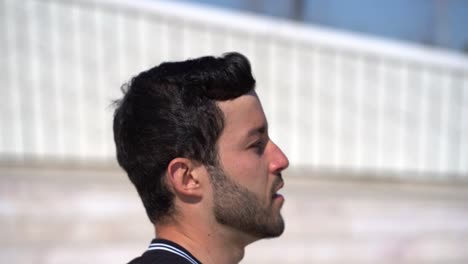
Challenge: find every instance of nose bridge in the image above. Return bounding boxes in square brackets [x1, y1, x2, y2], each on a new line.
[269, 140, 289, 172]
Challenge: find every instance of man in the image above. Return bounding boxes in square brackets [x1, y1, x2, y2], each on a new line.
[113, 52, 289, 264]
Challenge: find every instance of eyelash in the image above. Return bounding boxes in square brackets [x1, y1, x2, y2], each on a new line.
[251, 140, 266, 154]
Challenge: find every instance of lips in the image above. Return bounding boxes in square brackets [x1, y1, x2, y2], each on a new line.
[271, 179, 284, 198]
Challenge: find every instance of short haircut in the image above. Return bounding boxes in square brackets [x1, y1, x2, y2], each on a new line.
[113, 52, 256, 223]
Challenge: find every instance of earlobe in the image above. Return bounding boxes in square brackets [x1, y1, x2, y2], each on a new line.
[166, 158, 202, 197]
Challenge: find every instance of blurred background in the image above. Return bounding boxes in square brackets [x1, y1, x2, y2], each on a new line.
[1, 0, 468, 263]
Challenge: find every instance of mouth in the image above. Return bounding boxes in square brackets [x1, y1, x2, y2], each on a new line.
[271, 180, 284, 199]
[272, 193, 283, 200]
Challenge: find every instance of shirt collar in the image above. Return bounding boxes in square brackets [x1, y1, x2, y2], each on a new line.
[146, 238, 201, 264]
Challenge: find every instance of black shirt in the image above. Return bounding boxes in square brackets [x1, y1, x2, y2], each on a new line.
[128, 239, 201, 264]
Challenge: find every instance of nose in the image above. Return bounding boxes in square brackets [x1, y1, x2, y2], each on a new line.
[269, 141, 289, 174]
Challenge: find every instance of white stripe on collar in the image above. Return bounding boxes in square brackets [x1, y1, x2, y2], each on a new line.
[147, 243, 198, 264]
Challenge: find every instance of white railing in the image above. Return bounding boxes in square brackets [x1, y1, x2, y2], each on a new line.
[1, 0, 468, 178]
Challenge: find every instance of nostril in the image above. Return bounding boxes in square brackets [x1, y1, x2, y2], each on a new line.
[270, 154, 289, 173]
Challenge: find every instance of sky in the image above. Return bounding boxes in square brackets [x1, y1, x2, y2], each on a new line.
[174, 0, 468, 54]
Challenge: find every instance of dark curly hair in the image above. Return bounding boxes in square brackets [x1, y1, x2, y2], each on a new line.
[113, 52, 256, 223]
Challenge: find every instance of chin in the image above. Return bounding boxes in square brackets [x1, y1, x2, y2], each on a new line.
[259, 215, 285, 239]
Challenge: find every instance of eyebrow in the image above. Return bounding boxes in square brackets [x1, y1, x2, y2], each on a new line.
[246, 123, 268, 138]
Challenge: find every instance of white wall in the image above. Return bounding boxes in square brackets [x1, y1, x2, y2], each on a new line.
[1, 0, 468, 177]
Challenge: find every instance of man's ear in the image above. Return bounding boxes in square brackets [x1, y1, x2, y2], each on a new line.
[166, 158, 203, 198]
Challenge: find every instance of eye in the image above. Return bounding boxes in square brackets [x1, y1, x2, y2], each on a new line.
[250, 140, 266, 155]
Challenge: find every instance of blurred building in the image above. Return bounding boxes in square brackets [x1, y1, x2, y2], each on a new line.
[180, 0, 468, 52]
[1, 0, 468, 263]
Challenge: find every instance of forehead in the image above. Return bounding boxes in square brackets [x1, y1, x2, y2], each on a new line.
[217, 91, 267, 138]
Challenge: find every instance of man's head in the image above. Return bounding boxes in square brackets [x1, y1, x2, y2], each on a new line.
[113, 52, 288, 239]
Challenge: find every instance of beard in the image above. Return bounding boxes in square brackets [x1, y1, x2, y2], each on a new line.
[207, 165, 285, 239]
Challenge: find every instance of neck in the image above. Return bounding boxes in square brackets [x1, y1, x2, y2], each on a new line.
[155, 216, 257, 264]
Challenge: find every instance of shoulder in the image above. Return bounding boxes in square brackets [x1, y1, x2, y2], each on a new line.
[127, 239, 200, 264]
[128, 250, 194, 264]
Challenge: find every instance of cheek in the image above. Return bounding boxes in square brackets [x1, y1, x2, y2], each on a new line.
[222, 152, 268, 192]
